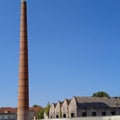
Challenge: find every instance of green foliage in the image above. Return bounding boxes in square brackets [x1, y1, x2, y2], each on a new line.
[92, 91, 110, 98]
[36, 109, 45, 119]
[33, 104, 40, 107]
[45, 102, 51, 117]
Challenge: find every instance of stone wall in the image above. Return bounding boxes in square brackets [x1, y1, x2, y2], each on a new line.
[55, 102, 61, 118]
[61, 99, 69, 118]
[49, 103, 55, 118]
[69, 97, 77, 117]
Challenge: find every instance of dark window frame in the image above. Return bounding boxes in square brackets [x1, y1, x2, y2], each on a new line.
[82, 112, 87, 117]
[92, 112, 96, 116]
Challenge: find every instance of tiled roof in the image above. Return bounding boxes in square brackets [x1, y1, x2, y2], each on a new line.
[0, 107, 17, 113]
[76, 97, 120, 108]
[0, 106, 42, 114]
[29, 106, 42, 113]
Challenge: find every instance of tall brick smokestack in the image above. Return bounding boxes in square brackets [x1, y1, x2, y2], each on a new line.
[17, 0, 29, 120]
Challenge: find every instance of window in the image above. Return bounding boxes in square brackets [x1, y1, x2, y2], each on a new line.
[63, 114, 66, 118]
[0, 116, 2, 119]
[111, 111, 115, 115]
[92, 112, 96, 116]
[4, 115, 8, 119]
[82, 112, 87, 117]
[71, 113, 75, 118]
[56, 115, 59, 118]
[102, 112, 106, 116]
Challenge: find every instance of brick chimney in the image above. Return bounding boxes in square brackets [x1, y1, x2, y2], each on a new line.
[17, 0, 29, 120]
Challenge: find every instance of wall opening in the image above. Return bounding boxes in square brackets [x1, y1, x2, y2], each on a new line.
[102, 112, 106, 116]
[82, 112, 87, 117]
[111, 111, 115, 115]
[63, 114, 66, 118]
[92, 112, 96, 116]
[56, 115, 59, 118]
[71, 113, 75, 118]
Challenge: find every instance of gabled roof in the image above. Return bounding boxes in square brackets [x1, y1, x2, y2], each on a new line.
[66, 99, 71, 105]
[51, 103, 57, 108]
[54, 103, 57, 107]
[59, 101, 64, 107]
[75, 97, 120, 109]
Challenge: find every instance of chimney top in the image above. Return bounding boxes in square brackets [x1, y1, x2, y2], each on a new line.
[21, 0, 26, 2]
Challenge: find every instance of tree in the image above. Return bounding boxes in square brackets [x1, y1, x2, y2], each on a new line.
[45, 102, 51, 117]
[33, 104, 40, 107]
[36, 108, 45, 119]
[92, 91, 110, 98]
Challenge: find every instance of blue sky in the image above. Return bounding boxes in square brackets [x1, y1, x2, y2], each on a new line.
[0, 0, 120, 107]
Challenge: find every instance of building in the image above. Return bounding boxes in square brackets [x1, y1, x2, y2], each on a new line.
[0, 113, 16, 120]
[61, 99, 71, 118]
[49, 103, 56, 119]
[55, 101, 63, 118]
[0, 107, 41, 120]
[0, 107, 17, 120]
[49, 96, 120, 118]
